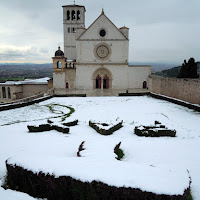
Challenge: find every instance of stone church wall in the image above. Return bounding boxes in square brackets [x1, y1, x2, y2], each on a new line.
[22, 84, 48, 98]
[76, 41, 129, 64]
[151, 75, 200, 104]
[128, 66, 151, 89]
[53, 73, 66, 89]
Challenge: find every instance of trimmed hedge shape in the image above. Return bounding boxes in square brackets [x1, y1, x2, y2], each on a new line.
[6, 163, 191, 200]
[27, 124, 53, 132]
[51, 125, 69, 134]
[27, 124, 69, 134]
[62, 120, 78, 127]
[89, 121, 123, 135]
[77, 141, 85, 157]
[135, 121, 176, 137]
[114, 142, 124, 160]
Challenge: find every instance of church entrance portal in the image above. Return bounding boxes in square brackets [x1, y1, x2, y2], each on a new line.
[93, 68, 112, 90]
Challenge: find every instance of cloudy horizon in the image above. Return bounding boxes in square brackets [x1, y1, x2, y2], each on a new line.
[0, 0, 200, 65]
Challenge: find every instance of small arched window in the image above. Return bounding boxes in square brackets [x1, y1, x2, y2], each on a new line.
[67, 10, 70, 20]
[57, 61, 62, 69]
[8, 87, 11, 99]
[2, 87, 6, 98]
[77, 10, 80, 20]
[72, 10, 76, 20]
[66, 82, 69, 89]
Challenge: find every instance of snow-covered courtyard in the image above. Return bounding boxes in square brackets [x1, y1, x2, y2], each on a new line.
[0, 96, 200, 199]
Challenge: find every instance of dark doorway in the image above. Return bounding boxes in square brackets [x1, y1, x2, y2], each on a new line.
[103, 75, 109, 89]
[96, 75, 101, 89]
[143, 81, 147, 89]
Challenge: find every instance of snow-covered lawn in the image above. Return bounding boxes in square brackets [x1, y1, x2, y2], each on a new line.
[0, 96, 200, 199]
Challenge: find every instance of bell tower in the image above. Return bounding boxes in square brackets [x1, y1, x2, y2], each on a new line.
[62, 4, 86, 60]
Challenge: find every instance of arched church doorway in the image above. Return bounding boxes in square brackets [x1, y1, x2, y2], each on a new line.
[93, 67, 112, 90]
[96, 75, 101, 89]
[143, 81, 147, 89]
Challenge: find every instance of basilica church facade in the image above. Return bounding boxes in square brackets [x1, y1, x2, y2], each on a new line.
[52, 4, 151, 96]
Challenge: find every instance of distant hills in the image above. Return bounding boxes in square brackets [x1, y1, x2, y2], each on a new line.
[0, 63, 53, 82]
[154, 62, 200, 78]
[0, 62, 199, 82]
[128, 62, 178, 73]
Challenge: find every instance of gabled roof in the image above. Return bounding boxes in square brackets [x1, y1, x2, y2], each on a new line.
[77, 11, 129, 40]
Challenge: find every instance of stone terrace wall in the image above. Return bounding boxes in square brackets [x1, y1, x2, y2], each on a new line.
[151, 75, 200, 105]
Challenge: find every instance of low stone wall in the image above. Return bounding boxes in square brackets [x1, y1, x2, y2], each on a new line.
[150, 93, 200, 112]
[0, 95, 53, 112]
[151, 75, 200, 105]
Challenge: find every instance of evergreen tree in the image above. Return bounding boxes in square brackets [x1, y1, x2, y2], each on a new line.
[177, 58, 199, 78]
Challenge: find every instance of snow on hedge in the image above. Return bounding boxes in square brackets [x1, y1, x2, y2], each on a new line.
[7, 153, 190, 195]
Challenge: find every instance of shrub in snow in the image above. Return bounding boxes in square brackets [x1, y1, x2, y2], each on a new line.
[155, 121, 161, 125]
[62, 119, 78, 127]
[27, 124, 69, 134]
[27, 124, 53, 132]
[89, 121, 123, 135]
[114, 142, 124, 160]
[47, 119, 53, 124]
[77, 141, 85, 157]
[134, 122, 176, 137]
[51, 125, 69, 134]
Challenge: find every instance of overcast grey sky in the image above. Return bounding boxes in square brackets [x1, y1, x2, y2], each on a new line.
[0, 0, 200, 64]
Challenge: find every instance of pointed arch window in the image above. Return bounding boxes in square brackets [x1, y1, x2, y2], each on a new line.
[67, 10, 70, 20]
[96, 75, 101, 89]
[103, 75, 109, 89]
[72, 10, 76, 20]
[77, 10, 81, 20]
[2, 87, 6, 98]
